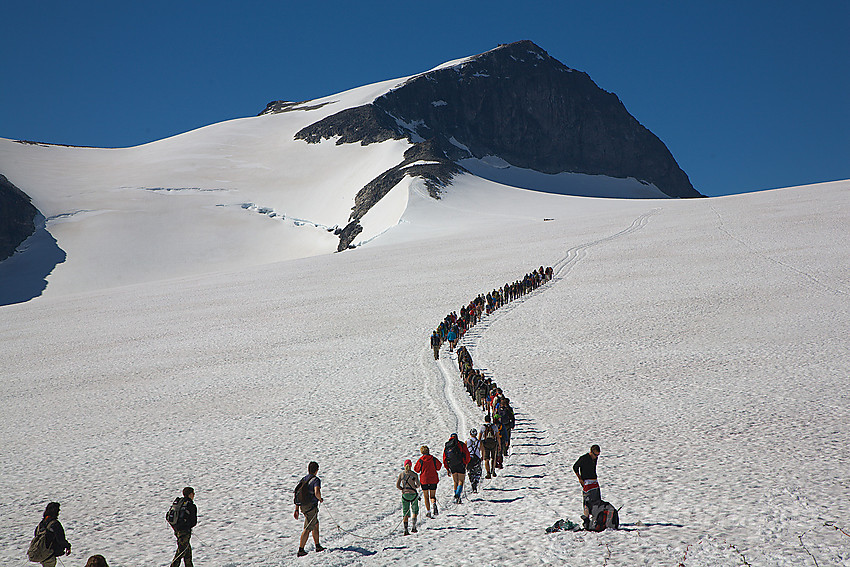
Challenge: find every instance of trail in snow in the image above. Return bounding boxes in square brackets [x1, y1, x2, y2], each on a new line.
[710, 203, 847, 297]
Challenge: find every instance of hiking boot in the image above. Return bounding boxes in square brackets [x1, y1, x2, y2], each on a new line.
[485, 473, 492, 479]
[297, 548, 308, 557]
[404, 527, 410, 536]
[315, 544, 325, 552]
[433, 502, 439, 516]
[426, 511, 432, 519]
[412, 519, 418, 533]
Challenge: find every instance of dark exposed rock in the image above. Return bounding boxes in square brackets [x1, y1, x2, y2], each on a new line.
[259, 100, 335, 116]
[295, 104, 406, 146]
[0, 174, 38, 262]
[373, 40, 700, 199]
[336, 138, 464, 251]
[290, 40, 702, 251]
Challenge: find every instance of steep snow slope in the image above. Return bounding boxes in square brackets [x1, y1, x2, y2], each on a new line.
[0, 179, 847, 567]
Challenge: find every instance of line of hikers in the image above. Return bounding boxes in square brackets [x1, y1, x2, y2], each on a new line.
[28, 265, 557, 563]
[431, 266, 554, 359]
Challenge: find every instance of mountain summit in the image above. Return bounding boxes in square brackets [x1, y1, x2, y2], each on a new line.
[1, 41, 701, 301]
[263, 40, 701, 248]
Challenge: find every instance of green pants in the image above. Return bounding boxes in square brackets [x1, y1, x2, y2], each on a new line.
[402, 493, 419, 516]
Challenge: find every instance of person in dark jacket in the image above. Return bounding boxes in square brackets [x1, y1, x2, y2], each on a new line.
[294, 461, 324, 557]
[573, 445, 601, 525]
[430, 331, 441, 360]
[169, 487, 197, 567]
[34, 502, 71, 567]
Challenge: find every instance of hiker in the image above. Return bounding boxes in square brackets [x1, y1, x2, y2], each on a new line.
[479, 414, 501, 479]
[573, 445, 602, 525]
[29, 502, 71, 567]
[397, 459, 420, 535]
[414, 445, 442, 517]
[85, 556, 109, 567]
[443, 433, 471, 504]
[499, 398, 515, 455]
[430, 331, 441, 360]
[446, 327, 458, 352]
[294, 461, 325, 557]
[168, 487, 197, 567]
[466, 428, 483, 493]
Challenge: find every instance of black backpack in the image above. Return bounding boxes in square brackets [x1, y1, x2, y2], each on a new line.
[444, 439, 462, 468]
[294, 475, 314, 506]
[166, 497, 190, 530]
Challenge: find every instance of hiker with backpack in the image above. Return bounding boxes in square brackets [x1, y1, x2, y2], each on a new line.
[430, 331, 441, 360]
[397, 459, 420, 535]
[479, 414, 501, 479]
[466, 428, 483, 493]
[294, 461, 325, 557]
[443, 433, 471, 504]
[498, 398, 515, 455]
[414, 445, 442, 517]
[574, 445, 602, 525]
[166, 487, 197, 567]
[28, 502, 70, 567]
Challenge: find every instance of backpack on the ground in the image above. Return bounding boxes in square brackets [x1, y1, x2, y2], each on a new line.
[27, 521, 54, 563]
[294, 476, 314, 506]
[587, 501, 619, 531]
[166, 497, 190, 530]
[444, 440, 462, 468]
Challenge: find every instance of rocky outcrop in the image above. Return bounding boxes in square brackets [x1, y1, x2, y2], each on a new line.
[276, 40, 702, 251]
[0, 174, 38, 262]
[335, 138, 463, 250]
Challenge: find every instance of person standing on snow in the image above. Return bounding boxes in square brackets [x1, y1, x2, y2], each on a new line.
[414, 445, 442, 517]
[479, 414, 501, 479]
[168, 487, 197, 567]
[573, 445, 602, 526]
[466, 429, 483, 493]
[294, 461, 325, 557]
[430, 331, 441, 360]
[443, 433, 471, 504]
[30, 502, 71, 567]
[397, 459, 421, 535]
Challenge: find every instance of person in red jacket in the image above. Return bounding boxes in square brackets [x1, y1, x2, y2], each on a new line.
[414, 445, 442, 518]
[443, 433, 471, 504]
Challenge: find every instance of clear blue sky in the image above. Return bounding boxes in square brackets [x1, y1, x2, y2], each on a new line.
[1, 0, 847, 196]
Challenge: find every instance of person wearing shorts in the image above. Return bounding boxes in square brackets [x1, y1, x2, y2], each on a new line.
[414, 446, 442, 517]
[294, 461, 325, 557]
[397, 459, 420, 535]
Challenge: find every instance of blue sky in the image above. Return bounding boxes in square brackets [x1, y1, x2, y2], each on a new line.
[1, 1, 847, 196]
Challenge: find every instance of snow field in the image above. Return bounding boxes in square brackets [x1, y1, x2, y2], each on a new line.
[0, 176, 848, 566]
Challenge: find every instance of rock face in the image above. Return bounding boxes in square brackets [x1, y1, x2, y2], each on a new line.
[274, 40, 702, 250]
[0, 174, 38, 262]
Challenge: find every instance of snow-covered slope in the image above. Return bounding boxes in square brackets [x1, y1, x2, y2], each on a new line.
[0, 42, 693, 302]
[0, 75, 414, 297]
[0, 178, 848, 566]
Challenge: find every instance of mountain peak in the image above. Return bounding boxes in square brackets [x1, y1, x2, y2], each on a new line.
[282, 40, 701, 249]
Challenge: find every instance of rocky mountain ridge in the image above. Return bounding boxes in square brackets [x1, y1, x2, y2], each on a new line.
[265, 40, 701, 250]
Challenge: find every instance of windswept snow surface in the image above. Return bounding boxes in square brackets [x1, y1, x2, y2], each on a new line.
[1, 175, 849, 566]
